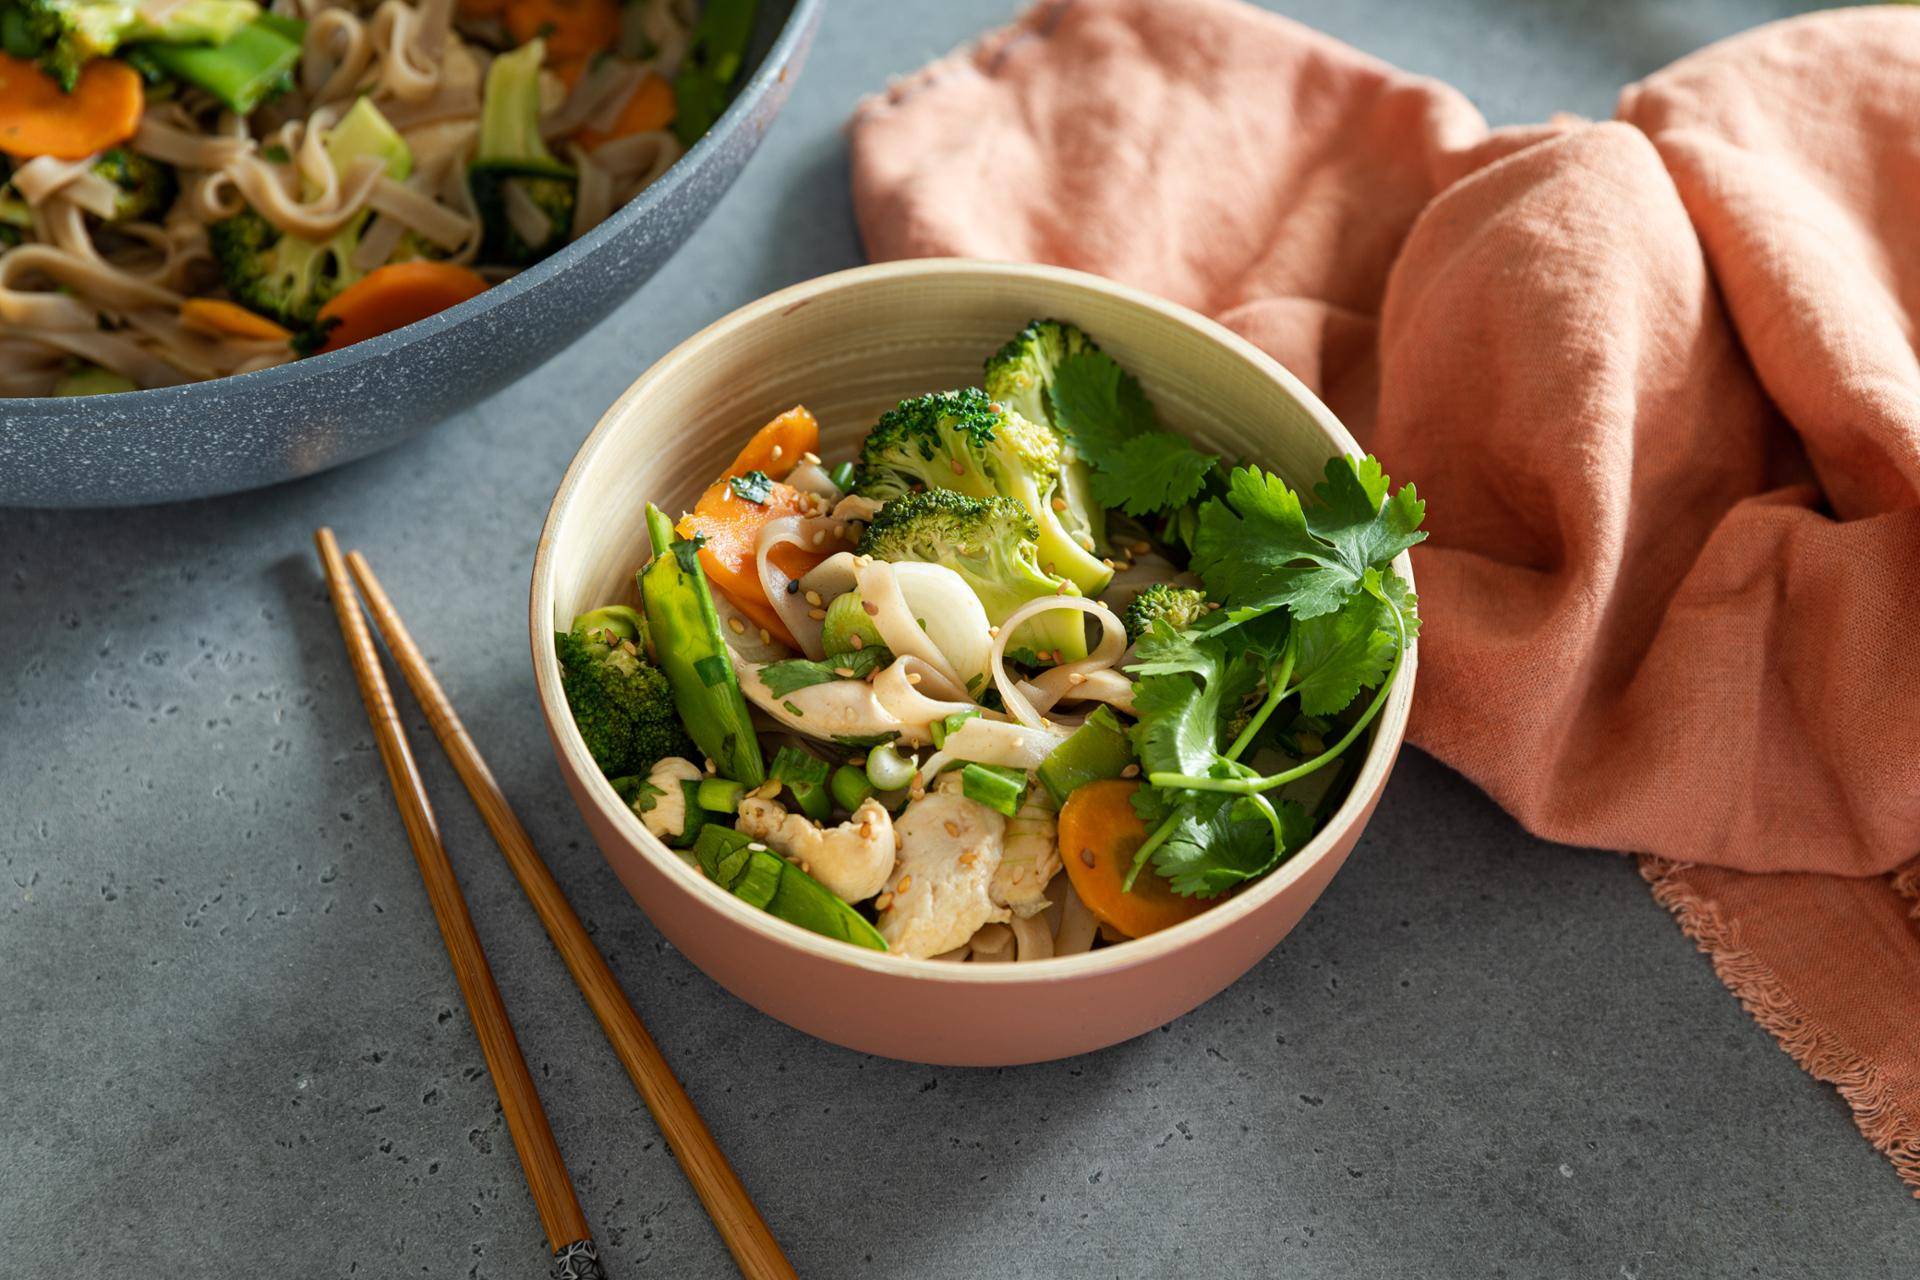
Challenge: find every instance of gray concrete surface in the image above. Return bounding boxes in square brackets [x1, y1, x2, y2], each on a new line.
[4, 1, 1914, 1276]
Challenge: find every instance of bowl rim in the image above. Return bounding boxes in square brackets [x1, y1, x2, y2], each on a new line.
[0, 0, 822, 416]
[530, 257, 1417, 984]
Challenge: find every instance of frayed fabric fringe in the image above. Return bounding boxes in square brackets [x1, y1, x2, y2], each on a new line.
[1640, 857, 1920, 1199]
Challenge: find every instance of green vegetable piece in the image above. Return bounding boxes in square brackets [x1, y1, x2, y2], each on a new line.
[819, 591, 884, 657]
[692, 827, 887, 951]
[729, 469, 773, 504]
[983, 317, 1107, 554]
[1121, 584, 1208, 645]
[668, 779, 708, 848]
[133, 15, 305, 114]
[929, 708, 979, 750]
[89, 148, 175, 224]
[6, 0, 260, 89]
[325, 95, 412, 183]
[825, 460, 856, 491]
[53, 364, 135, 397]
[639, 504, 764, 786]
[758, 645, 892, 697]
[673, 0, 758, 147]
[830, 764, 874, 813]
[696, 776, 745, 814]
[571, 603, 647, 650]
[469, 38, 576, 266]
[863, 740, 916, 792]
[770, 744, 831, 822]
[1036, 705, 1136, 806]
[961, 763, 1027, 817]
[554, 614, 691, 779]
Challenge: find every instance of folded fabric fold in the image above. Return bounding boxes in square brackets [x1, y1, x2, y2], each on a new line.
[850, 0, 1920, 1193]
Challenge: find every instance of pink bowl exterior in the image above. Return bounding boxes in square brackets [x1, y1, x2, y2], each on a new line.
[553, 721, 1391, 1066]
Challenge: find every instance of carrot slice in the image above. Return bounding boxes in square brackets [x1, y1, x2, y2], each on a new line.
[180, 298, 292, 343]
[311, 261, 489, 355]
[1059, 780, 1215, 940]
[721, 406, 820, 482]
[578, 73, 677, 149]
[678, 477, 831, 649]
[0, 56, 142, 160]
[504, 0, 621, 62]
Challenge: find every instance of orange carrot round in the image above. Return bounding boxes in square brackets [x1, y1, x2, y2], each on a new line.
[678, 477, 831, 649]
[180, 298, 292, 343]
[0, 55, 142, 160]
[311, 261, 489, 355]
[722, 406, 820, 482]
[1059, 780, 1215, 939]
[578, 74, 677, 149]
[504, 0, 621, 62]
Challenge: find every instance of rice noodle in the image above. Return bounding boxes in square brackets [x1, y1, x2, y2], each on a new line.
[1009, 913, 1054, 962]
[871, 655, 974, 729]
[968, 923, 1015, 963]
[1054, 880, 1099, 956]
[914, 717, 1064, 785]
[755, 514, 850, 658]
[857, 559, 976, 691]
[989, 597, 1130, 730]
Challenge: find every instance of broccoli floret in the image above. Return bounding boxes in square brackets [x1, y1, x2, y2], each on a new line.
[1122, 584, 1209, 644]
[859, 488, 1089, 664]
[0, 0, 259, 89]
[556, 619, 695, 778]
[984, 318, 1106, 555]
[468, 39, 576, 267]
[852, 387, 1113, 598]
[207, 208, 358, 329]
[90, 148, 175, 223]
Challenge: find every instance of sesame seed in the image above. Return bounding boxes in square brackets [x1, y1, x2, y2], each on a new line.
[943, 820, 960, 837]
[758, 628, 772, 644]
[896, 875, 913, 895]
[906, 673, 921, 685]
[1051, 496, 1067, 511]
[1101, 558, 1116, 569]
[811, 531, 825, 545]
[802, 451, 820, 465]
[1132, 540, 1151, 555]
[804, 590, 822, 606]
[1121, 763, 1141, 778]
[1068, 672, 1086, 685]
[1079, 848, 1096, 868]
[862, 600, 879, 616]
[800, 860, 811, 874]
[874, 893, 893, 910]
[727, 617, 745, 635]
[849, 634, 864, 650]
[770, 445, 784, 461]
[747, 841, 766, 852]
[959, 849, 977, 866]
[786, 580, 799, 594]
[988, 626, 1000, 638]
[834, 666, 855, 678]
[703, 758, 716, 774]
[949, 458, 965, 475]
[807, 608, 826, 621]
[1054, 581, 1069, 595]
[1043, 561, 1055, 575]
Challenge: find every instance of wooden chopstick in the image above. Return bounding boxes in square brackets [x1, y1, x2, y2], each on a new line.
[345, 548, 797, 1280]
[314, 529, 606, 1278]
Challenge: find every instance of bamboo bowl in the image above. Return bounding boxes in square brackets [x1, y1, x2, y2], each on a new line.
[530, 260, 1415, 1066]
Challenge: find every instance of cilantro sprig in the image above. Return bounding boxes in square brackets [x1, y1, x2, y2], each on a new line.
[1049, 350, 1220, 517]
[1120, 457, 1423, 898]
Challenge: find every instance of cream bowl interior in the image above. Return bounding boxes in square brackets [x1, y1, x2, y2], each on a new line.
[531, 259, 1415, 1063]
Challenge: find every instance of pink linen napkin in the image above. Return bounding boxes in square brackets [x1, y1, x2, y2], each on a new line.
[850, 0, 1920, 1192]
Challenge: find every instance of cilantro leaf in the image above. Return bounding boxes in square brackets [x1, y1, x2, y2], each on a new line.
[1126, 624, 1262, 778]
[1192, 457, 1425, 622]
[1048, 349, 1219, 518]
[758, 646, 893, 697]
[1047, 349, 1159, 462]
[1288, 577, 1402, 716]
[730, 470, 774, 504]
[1142, 788, 1315, 898]
[1089, 431, 1220, 516]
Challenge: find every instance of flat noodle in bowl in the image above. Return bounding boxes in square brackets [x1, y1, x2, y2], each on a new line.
[0, 0, 735, 394]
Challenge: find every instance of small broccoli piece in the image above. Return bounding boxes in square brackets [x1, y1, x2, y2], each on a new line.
[1122, 584, 1209, 644]
[207, 208, 358, 329]
[984, 318, 1106, 555]
[0, 0, 260, 89]
[556, 620, 695, 778]
[468, 39, 576, 267]
[859, 487, 1089, 664]
[89, 148, 175, 223]
[852, 387, 1113, 597]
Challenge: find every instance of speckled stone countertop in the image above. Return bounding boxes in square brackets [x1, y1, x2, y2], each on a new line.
[3, 1, 1913, 1276]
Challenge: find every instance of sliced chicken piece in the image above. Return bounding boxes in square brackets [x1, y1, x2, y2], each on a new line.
[878, 784, 1009, 958]
[993, 784, 1060, 919]
[736, 796, 896, 903]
